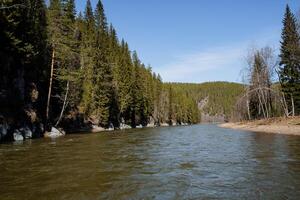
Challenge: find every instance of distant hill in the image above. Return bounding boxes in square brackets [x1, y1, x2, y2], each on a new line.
[166, 82, 244, 121]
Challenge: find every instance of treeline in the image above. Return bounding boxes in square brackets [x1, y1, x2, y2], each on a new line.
[0, 0, 200, 140]
[235, 5, 300, 120]
[168, 82, 244, 118]
[46, 0, 166, 129]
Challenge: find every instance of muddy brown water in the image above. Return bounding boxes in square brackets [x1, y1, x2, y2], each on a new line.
[1, 125, 300, 199]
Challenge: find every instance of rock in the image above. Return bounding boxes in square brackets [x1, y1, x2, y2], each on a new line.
[91, 125, 105, 132]
[13, 130, 24, 141]
[147, 116, 156, 128]
[44, 127, 65, 138]
[160, 123, 169, 127]
[198, 96, 209, 110]
[120, 123, 132, 130]
[172, 120, 177, 126]
[136, 124, 143, 129]
[146, 123, 156, 128]
[106, 123, 114, 131]
[22, 126, 32, 139]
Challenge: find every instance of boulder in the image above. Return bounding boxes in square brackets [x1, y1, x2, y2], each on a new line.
[91, 125, 105, 133]
[20, 126, 32, 139]
[120, 123, 132, 130]
[13, 130, 24, 141]
[171, 120, 177, 126]
[106, 127, 114, 131]
[146, 123, 156, 128]
[106, 123, 114, 131]
[44, 127, 65, 138]
[160, 123, 169, 127]
[136, 124, 143, 129]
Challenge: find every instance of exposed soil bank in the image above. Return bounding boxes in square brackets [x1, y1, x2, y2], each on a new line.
[219, 117, 300, 135]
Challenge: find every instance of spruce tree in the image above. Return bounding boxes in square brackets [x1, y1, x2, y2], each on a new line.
[279, 5, 300, 115]
[92, 0, 114, 127]
[94, 0, 107, 32]
[131, 51, 145, 126]
[80, 0, 96, 116]
[116, 40, 134, 124]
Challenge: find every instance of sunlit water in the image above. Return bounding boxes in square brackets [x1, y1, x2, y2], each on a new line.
[1, 125, 300, 199]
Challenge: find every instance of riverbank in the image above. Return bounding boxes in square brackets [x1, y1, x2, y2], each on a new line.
[219, 117, 300, 135]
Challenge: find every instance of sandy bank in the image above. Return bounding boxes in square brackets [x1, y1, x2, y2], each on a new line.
[219, 117, 300, 136]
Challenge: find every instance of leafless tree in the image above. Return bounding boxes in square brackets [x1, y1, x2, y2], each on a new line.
[235, 46, 287, 120]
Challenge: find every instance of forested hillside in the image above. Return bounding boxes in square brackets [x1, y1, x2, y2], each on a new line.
[167, 82, 244, 120]
[0, 0, 203, 141]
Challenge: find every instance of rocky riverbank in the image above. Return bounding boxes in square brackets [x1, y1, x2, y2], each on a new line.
[219, 117, 300, 135]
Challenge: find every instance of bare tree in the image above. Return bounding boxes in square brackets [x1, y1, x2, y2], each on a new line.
[235, 46, 287, 120]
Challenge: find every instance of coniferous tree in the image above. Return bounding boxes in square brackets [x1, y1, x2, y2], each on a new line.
[279, 5, 300, 116]
[117, 40, 134, 124]
[47, 0, 79, 125]
[1, 0, 205, 141]
[80, 0, 96, 116]
[0, 0, 48, 138]
[92, 0, 114, 127]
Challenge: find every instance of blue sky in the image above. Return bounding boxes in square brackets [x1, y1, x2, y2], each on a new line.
[75, 0, 300, 83]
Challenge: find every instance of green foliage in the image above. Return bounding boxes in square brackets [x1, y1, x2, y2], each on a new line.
[166, 82, 244, 118]
[279, 5, 300, 115]
[2, 0, 247, 132]
[0, 0, 48, 119]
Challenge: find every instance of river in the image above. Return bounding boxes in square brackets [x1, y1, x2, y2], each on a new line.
[1, 125, 300, 199]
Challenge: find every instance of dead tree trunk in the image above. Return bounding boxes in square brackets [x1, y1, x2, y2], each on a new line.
[246, 93, 251, 120]
[281, 92, 289, 117]
[55, 81, 69, 127]
[291, 94, 295, 117]
[46, 49, 55, 121]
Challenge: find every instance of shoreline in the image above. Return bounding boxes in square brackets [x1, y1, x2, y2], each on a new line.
[219, 117, 300, 136]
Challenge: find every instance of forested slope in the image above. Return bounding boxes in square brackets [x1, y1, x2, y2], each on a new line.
[0, 0, 245, 142]
[167, 82, 244, 120]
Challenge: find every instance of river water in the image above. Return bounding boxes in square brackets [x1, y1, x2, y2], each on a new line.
[1, 125, 300, 199]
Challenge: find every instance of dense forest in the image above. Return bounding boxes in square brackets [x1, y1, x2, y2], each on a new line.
[1, 1, 299, 142]
[168, 82, 244, 119]
[0, 0, 208, 141]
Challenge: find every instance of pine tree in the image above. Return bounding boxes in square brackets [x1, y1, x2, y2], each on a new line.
[0, 0, 49, 137]
[47, 0, 80, 125]
[131, 51, 145, 126]
[92, 0, 114, 127]
[25, 0, 49, 128]
[116, 40, 134, 124]
[94, 0, 107, 32]
[80, 0, 96, 116]
[168, 86, 174, 125]
[279, 5, 300, 115]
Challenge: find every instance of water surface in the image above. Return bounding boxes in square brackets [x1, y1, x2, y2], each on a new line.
[1, 125, 300, 199]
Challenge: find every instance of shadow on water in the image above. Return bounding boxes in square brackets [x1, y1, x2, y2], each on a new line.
[1, 124, 300, 199]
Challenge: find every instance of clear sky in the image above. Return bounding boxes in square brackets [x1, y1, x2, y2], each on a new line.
[75, 0, 300, 83]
